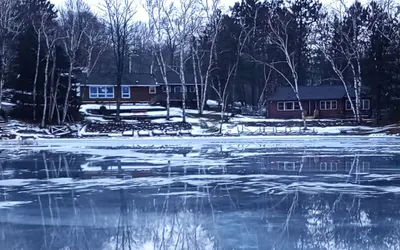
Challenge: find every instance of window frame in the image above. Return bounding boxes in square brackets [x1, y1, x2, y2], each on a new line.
[149, 86, 157, 94]
[320, 100, 338, 110]
[362, 99, 370, 110]
[345, 100, 353, 110]
[89, 86, 115, 99]
[188, 86, 196, 93]
[162, 86, 171, 92]
[121, 86, 131, 99]
[277, 101, 301, 111]
[174, 86, 183, 93]
[346, 99, 371, 111]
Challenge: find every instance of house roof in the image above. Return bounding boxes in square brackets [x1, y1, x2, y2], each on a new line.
[85, 73, 158, 86]
[154, 71, 196, 85]
[268, 85, 357, 101]
[83, 71, 196, 86]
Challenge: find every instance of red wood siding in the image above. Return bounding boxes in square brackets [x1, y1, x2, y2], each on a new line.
[81, 86, 161, 103]
[268, 98, 372, 119]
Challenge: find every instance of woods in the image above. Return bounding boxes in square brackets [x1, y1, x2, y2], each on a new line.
[1, 0, 400, 126]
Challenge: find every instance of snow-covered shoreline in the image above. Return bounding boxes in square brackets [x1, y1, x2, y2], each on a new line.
[13, 134, 398, 147]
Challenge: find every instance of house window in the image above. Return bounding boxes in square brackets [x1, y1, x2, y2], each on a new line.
[277, 101, 301, 111]
[320, 100, 337, 110]
[89, 86, 114, 99]
[346, 99, 370, 110]
[320, 162, 338, 172]
[278, 102, 284, 111]
[121, 86, 130, 99]
[174, 86, 183, 93]
[149, 86, 157, 94]
[162, 86, 171, 92]
[362, 99, 370, 110]
[345, 100, 353, 110]
[277, 161, 298, 171]
[188, 86, 196, 93]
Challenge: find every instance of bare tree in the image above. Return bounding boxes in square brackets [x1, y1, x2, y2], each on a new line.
[192, 0, 222, 115]
[315, 2, 367, 124]
[32, 7, 54, 123]
[41, 20, 60, 127]
[0, 0, 21, 110]
[76, 15, 109, 102]
[60, 0, 89, 124]
[101, 0, 136, 120]
[170, 0, 203, 122]
[211, 20, 252, 133]
[314, 19, 357, 119]
[246, 8, 307, 129]
[145, 0, 172, 120]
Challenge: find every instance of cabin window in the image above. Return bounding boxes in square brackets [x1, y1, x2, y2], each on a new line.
[345, 100, 353, 110]
[277, 101, 301, 111]
[162, 86, 171, 92]
[174, 86, 183, 93]
[320, 162, 337, 172]
[320, 100, 337, 110]
[89, 86, 114, 99]
[149, 86, 157, 94]
[346, 99, 370, 110]
[362, 99, 370, 110]
[188, 86, 196, 93]
[121, 86, 130, 99]
[277, 161, 299, 171]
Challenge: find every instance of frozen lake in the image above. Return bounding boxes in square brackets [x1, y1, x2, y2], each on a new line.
[1, 136, 400, 249]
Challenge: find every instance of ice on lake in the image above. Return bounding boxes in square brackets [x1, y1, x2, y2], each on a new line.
[1, 137, 400, 249]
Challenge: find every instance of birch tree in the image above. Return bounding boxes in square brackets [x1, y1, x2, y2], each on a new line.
[163, 0, 202, 123]
[60, 0, 89, 124]
[246, 6, 308, 129]
[314, 16, 357, 119]
[192, 0, 222, 115]
[102, 0, 136, 120]
[41, 20, 60, 127]
[145, 0, 172, 120]
[0, 0, 21, 110]
[316, 2, 367, 124]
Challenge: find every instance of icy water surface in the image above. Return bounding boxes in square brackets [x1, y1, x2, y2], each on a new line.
[1, 137, 400, 250]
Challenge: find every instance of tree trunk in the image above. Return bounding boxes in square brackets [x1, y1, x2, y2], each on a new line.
[179, 50, 186, 123]
[49, 73, 60, 124]
[200, 32, 218, 115]
[294, 90, 307, 130]
[156, 50, 170, 120]
[41, 53, 50, 127]
[0, 42, 5, 110]
[0, 73, 4, 111]
[350, 62, 361, 124]
[116, 73, 122, 120]
[194, 47, 205, 115]
[33, 32, 41, 122]
[48, 48, 56, 123]
[61, 60, 74, 124]
[192, 47, 200, 112]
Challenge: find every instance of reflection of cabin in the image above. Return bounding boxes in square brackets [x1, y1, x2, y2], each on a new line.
[267, 86, 372, 119]
[260, 156, 373, 175]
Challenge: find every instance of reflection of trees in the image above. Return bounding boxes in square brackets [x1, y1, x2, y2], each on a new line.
[3, 150, 400, 249]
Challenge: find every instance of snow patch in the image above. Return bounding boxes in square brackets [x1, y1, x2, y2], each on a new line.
[0, 201, 32, 209]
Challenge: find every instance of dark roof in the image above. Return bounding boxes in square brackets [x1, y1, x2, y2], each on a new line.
[85, 73, 158, 86]
[83, 71, 196, 86]
[154, 71, 195, 84]
[268, 85, 357, 101]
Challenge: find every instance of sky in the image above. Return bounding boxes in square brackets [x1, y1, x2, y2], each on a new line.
[52, 0, 239, 21]
[51, 0, 370, 20]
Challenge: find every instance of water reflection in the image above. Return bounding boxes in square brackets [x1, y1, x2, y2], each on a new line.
[1, 142, 400, 249]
